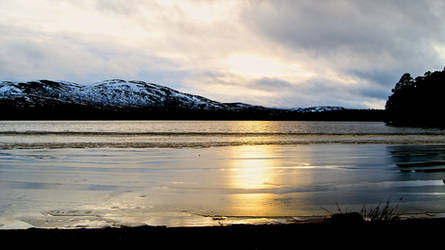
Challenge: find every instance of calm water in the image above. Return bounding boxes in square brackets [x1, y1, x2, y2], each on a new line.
[1, 121, 445, 228]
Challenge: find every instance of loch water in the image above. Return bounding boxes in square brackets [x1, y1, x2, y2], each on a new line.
[1, 121, 445, 228]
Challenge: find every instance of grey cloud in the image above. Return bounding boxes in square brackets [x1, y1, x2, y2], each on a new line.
[252, 77, 294, 91]
[94, 0, 149, 15]
[0, 24, 183, 86]
[2, 0, 442, 109]
[278, 77, 389, 108]
[357, 87, 391, 100]
[242, 0, 445, 77]
[187, 71, 294, 93]
[187, 71, 387, 108]
[235, 0, 445, 107]
[244, 1, 445, 51]
[349, 70, 401, 88]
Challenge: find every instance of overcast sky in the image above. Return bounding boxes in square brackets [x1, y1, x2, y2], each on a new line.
[1, 0, 444, 108]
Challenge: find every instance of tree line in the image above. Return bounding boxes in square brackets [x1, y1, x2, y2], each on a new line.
[385, 67, 445, 126]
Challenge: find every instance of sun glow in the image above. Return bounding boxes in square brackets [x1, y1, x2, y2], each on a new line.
[222, 54, 314, 79]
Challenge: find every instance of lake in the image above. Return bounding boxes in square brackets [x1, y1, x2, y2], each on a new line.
[1, 121, 445, 228]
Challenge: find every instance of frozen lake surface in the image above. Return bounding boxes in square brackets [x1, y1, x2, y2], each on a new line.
[1, 121, 445, 228]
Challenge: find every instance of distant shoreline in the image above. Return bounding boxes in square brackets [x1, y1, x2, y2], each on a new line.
[0, 109, 386, 121]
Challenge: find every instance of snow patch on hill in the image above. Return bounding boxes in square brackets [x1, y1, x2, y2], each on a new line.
[0, 79, 345, 113]
[0, 79, 254, 111]
[290, 106, 345, 112]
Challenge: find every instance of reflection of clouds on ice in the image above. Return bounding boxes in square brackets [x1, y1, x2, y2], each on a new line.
[388, 145, 445, 172]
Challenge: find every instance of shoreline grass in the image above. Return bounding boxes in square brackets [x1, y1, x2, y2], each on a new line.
[322, 198, 403, 223]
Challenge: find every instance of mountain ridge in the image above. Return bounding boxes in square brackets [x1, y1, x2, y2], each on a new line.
[0, 79, 268, 111]
[0, 79, 383, 120]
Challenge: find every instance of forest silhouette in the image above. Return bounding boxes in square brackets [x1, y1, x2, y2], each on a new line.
[386, 67, 445, 126]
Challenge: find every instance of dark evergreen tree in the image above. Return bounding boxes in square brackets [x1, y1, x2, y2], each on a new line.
[386, 68, 445, 126]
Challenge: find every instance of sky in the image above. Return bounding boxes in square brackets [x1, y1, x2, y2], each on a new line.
[1, 0, 445, 109]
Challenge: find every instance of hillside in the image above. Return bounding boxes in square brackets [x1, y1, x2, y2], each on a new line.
[0, 79, 384, 120]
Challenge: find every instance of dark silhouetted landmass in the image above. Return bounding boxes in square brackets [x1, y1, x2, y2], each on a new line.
[1, 217, 444, 248]
[0, 79, 385, 120]
[386, 68, 445, 126]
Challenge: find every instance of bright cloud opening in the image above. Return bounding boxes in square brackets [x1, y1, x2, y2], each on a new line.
[222, 54, 314, 80]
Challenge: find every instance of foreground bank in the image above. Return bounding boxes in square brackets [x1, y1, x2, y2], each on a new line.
[2, 217, 445, 248]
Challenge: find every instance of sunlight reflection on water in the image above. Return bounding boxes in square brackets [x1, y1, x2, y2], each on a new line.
[1, 121, 445, 228]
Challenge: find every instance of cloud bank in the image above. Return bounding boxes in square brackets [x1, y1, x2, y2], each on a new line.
[1, 0, 444, 108]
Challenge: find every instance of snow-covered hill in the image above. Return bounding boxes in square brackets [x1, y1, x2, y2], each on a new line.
[0, 79, 265, 111]
[0, 79, 350, 119]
